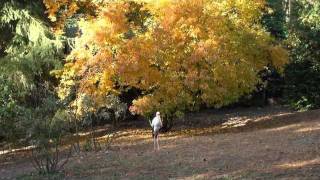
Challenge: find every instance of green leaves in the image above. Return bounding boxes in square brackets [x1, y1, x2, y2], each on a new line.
[299, 0, 320, 30]
[279, 0, 320, 111]
[0, 0, 65, 144]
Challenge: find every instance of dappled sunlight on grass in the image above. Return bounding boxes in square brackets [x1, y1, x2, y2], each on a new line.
[97, 133, 117, 141]
[0, 145, 34, 156]
[221, 117, 251, 128]
[3, 107, 320, 179]
[295, 124, 320, 133]
[77, 126, 111, 137]
[251, 112, 294, 123]
[158, 143, 177, 149]
[265, 124, 298, 132]
[91, 108, 317, 147]
[176, 169, 252, 180]
[261, 112, 294, 119]
[0, 106, 296, 158]
[176, 172, 209, 180]
[276, 158, 320, 169]
[173, 127, 221, 136]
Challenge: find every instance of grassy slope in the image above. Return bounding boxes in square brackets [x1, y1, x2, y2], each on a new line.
[2, 106, 320, 179]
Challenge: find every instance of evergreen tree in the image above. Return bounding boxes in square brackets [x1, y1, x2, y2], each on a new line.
[0, 0, 64, 144]
[284, 0, 320, 110]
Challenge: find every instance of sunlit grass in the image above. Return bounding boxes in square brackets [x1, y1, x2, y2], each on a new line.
[295, 124, 320, 133]
[276, 158, 320, 169]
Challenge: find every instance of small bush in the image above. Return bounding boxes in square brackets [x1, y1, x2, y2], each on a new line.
[29, 98, 72, 174]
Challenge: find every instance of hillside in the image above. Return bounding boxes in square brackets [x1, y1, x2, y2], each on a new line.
[1, 106, 320, 179]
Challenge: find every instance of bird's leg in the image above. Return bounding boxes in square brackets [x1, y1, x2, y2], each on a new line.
[157, 136, 160, 150]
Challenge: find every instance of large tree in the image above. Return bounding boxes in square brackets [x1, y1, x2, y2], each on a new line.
[56, 0, 288, 119]
[0, 0, 64, 144]
[283, 0, 320, 110]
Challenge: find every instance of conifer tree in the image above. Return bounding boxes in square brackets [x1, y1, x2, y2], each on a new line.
[0, 0, 64, 143]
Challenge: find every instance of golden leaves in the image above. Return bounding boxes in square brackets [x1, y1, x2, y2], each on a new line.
[268, 45, 289, 72]
[57, 0, 288, 117]
[43, 0, 97, 32]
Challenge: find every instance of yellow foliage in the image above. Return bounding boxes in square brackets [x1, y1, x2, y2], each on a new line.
[57, 0, 288, 117]
[268, 45, 289, 73]
[43, 0, 97, 31]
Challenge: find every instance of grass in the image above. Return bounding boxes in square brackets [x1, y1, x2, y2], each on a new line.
[2, 106, 320, 179]
[16, 172, 65, 180]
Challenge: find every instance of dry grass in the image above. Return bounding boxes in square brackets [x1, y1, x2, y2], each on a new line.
[1, 106, 320, 179]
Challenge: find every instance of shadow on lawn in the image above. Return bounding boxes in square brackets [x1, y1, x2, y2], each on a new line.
[69, 120, 320, 179]
[176, 156, 320, 180]
[2, 106, 320, 179]
[155, 108, 319, 140]
[89, 108, 320, 179]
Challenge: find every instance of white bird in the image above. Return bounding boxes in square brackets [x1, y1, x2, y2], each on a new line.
[151, 111, 163, 151]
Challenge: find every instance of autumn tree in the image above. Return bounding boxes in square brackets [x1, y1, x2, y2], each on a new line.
[55, 0, 288, 120]
[43, 0, 98, 32]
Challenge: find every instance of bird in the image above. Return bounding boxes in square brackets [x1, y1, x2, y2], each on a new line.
[151, 111, 163, 151]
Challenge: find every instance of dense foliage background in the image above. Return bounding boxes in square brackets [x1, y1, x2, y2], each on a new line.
[0, 0, 64, 145]
[1, 0, 320, 147]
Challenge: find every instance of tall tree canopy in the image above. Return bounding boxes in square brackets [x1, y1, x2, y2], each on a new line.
[55, 0, 288, 118]
[282, 0, 320, 110]
[0, 0, 64, 143]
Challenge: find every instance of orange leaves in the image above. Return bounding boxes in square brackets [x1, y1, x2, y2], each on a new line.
[101, 3, 130, 34]
[57, 0, 288, 117]
[43, 0, 79, 31]
[43, 0, 67, 22]
[43, 0, 97, 32]
[131, 95, 158, 115]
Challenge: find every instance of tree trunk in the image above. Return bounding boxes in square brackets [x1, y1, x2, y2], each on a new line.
[285, 0, 292, 23]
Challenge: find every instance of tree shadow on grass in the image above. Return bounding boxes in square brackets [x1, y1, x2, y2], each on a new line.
[163, 107, 319, 138]
[93, 108, 320, 179]
[3, 106, 320, 179]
